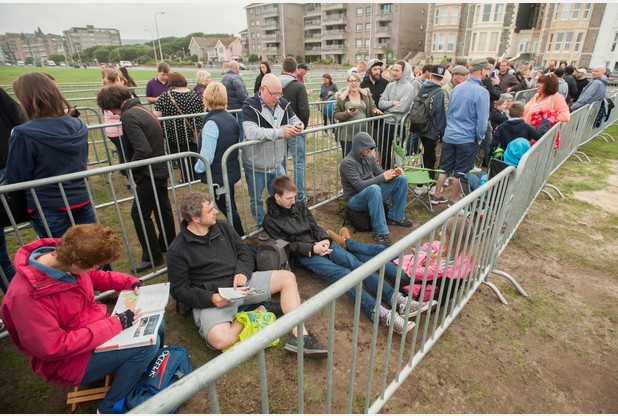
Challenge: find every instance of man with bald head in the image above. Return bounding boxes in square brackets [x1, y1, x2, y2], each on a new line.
[571, 65, 609, 111]
[242, 73, 304, 238]
[222, 60, 249, 139]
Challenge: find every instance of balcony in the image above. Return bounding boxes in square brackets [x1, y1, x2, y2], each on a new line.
[322, 13, 346, 24]
[258, 6, 278, 17]
[263, 20, 278, 28]
[322, 3, 345, 10]
[305, 46, 322, 52]
[304, 31, 321, 39]
[262, 33, 281, 41]
[374, 43, 390, 50]
[321, 44, 344, 52]
[376, 25, 391, 33]
[304, 4, 321, 16]
[304, 19, 321, 28]
[323, 29, 345, 40]
[376, 9, 393, 20]
[265, 47, 279, 53]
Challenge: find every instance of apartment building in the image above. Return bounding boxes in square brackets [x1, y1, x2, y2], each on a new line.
[64, 25, 121, 58]
[0, 28, 65, 64]
[245, 2, 427, 65]
[425, 3, 616, 71]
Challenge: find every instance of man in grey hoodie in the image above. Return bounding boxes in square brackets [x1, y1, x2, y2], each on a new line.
[339, 132, 412, 246]
[571, 65, 609, 111]
[378, 60, 415, 170]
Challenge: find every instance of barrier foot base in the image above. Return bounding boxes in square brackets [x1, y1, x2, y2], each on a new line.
[482, 280, 508, 304]
[491, 268, 529, 298]
[600, 132, 615, 143]
[543, 184, 564, 200]
[574, 151, 591, 163]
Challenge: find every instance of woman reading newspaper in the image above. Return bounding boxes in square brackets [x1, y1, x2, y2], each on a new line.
[1, 224, 164, 414]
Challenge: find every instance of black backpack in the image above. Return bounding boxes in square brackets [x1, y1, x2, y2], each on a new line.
[256, 239, 290, 271]
[408, 87, 441, 134]
[343, 208, 373, 232]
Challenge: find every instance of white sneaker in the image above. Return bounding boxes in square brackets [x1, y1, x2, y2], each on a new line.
[428, 185, 436, 196]
[413, 185, 429, 195]
[470, 166, 482, 173]
[380, 310, 415, 335]
[444, 177, 451, 187]
[398, 298, 438, 318]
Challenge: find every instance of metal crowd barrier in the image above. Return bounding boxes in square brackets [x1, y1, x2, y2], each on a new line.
[513, 88, 537, 103]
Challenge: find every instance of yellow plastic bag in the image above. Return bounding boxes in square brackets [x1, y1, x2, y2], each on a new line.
[223, 310, 280, 352]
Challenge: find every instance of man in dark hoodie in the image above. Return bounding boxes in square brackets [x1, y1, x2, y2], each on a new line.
[339, 132, 412, 246]
[361, 59, 389, 144]
[491, 102, 550, 151]
[167, 191, 327, 355]
[279, 57, 310, 203]
[97, 85, 176, 273]
[262, 176, 415, 335]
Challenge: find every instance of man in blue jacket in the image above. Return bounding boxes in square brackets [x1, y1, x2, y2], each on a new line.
[431, 58, 491, 206]
[222, 60, 249, 140]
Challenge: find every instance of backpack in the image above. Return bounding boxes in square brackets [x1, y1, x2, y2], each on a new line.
[343, 208, 373, 232]
[256, 239, 290, 271]
[408, 87, 441, 134]
[113, 346, 193, 413]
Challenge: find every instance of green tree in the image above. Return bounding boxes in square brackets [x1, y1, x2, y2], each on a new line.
[48, 54, 65, 64]
[248, 54, 260, 63]
[190, 54, 198, 63]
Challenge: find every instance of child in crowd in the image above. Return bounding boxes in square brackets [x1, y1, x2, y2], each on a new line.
[491, 101, 550, 151]
[489, 97, 509, 132]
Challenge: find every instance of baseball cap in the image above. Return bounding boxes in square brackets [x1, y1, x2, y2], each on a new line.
[469, 58, 493, 72]
[452, 65, 470, 75]
[430, 65, 445, 78]
[367, 59, 384, 70]
[298, 63, 309, 70]
[577, 68, 587, 74]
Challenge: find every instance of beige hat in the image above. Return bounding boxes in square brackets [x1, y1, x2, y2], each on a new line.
[452, 65, 470, 75]
[577, 68, 587, 74]
[469, 58, 493, 72]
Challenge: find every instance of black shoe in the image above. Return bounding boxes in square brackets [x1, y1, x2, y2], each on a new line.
[284, 333, 328, 357]
[387, 217, 413, 228]
[374, 233, 392, 246]
[133, 258, 164, 273]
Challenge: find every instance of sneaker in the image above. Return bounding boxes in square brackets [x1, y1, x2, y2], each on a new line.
[327, 229, 346, 249]
[398, 298, 438, 318]
[380, 311, 415, 335]
[373, 233, 392, 246]
[258, 231, 270, 241]
[428, 186, 436, 196]
[284, 333, 328, 357]
[470, 165, 482, 173]
[431, 195, 448, 205]
[339, 227, 351, 241]
[387, 217, 413, 228]
[444, 177, 451, 187]
[413, 185, 429, 195]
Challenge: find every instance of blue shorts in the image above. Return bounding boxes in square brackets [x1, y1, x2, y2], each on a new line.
[438, 141, 479, 178]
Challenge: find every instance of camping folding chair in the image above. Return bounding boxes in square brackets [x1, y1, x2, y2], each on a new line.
[391, 140, 444, 212]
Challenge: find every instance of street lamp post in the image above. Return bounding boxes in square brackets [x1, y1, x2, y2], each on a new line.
[145, 29, 158, 63]
[154, 12, 165, 63]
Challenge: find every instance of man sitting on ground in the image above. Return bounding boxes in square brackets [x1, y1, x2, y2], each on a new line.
[263, 176, 414, 335]
[166, 191, 327, 356]
[339, 132, 412, 247]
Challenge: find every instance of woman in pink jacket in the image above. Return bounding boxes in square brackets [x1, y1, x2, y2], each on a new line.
[1, 224, 163, 414]
[523, 72, 571, 126]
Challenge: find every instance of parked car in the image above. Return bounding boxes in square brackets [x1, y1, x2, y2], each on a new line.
[119, 60, 133, 67]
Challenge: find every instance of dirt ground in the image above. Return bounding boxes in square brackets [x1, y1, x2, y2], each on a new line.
[0, 138, 616, 414]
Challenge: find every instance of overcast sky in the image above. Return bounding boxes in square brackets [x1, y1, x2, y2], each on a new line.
[0, 1, 250, 40]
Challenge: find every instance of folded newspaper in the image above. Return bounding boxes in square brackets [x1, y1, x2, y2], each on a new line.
[219, 286, 267, 301]
[95, 282, 169, 352]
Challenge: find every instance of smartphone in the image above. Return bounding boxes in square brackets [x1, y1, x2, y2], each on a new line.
[492, 70, 498, 77]
[349, 107, 357, 113]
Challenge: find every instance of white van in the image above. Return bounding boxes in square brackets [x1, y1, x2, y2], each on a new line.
[17, 60, 25, 67]
[119, 60, 133, 67]
[47, 60, 56, 66]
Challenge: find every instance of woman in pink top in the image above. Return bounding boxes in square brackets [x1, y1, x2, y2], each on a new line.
[522, 72, 570, 126]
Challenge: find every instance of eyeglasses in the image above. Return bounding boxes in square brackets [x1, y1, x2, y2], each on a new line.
[263, 86, 283, 98]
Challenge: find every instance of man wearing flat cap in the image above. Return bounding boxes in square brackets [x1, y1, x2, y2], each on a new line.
[361, 59, 390, 142]
[431, 58, 490, 206]
[442, 65, 469, 101]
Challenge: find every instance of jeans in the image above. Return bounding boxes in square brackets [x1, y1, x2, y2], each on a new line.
[244, 165, 284, 227]
[339, 141, 353, 158]
[420, 137, 438, 180]
[346, 176, 408, 235]
[234, 112, 244, 142]
[406, 132, 420, 156]
[213, 181, 244, 237]
[284, 134, 306, 201]
[82, 323, 165, 413]
[131, 178, 176, 263]
[346, 239, 410, 287]
[295, 243, 395, 318]
[31, 202, 96, 239]
[108, 136, 128, 178]
[0, 229, 15, 294]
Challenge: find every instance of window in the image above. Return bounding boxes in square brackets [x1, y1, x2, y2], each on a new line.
[365, 23, 371, 32]
[482, 4, 491, 22]
[574, 32, 583, 51]
[434, 9, 439, 25]
[365, 54, 369, 61]
[555, 32, 564, 51]
[356, 23, 362, 33]
[432, 34, 436, 51]
[471, 33, 477, 51]
[438, 8, 448, 25]
[357, 7, 363, 16]
[250, 21, 255, 27]
[519, 39, 528, 53]
[571, 3, 581, 19]
[436, 33, 445, 51]
[478, 32, 487, 51]
[450, 7, 459, 25]
[256, 20, 260, 26]
[531, 41, 538, 53]
[355, 39, 362, 48]
[547, 33, 553, 51]
[365, 38, 370, 47]
[493, 4, 503, 21]
[421, 8, 425, 15]
[366, 6, 371, 15]
[583, 3, 591, 19]
[489, 32, 499, 52]
[447, 33, 455, 52]
[560, 4, 571, 20]
[564, 32, 573, 51]
[420, 24, 424, 31]
[474, 5, 480, 23]
[355, 54, 361, 62]
[612, 32, 618, 52]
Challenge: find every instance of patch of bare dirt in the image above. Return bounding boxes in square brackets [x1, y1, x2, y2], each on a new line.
[573, 162, 618, 213]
